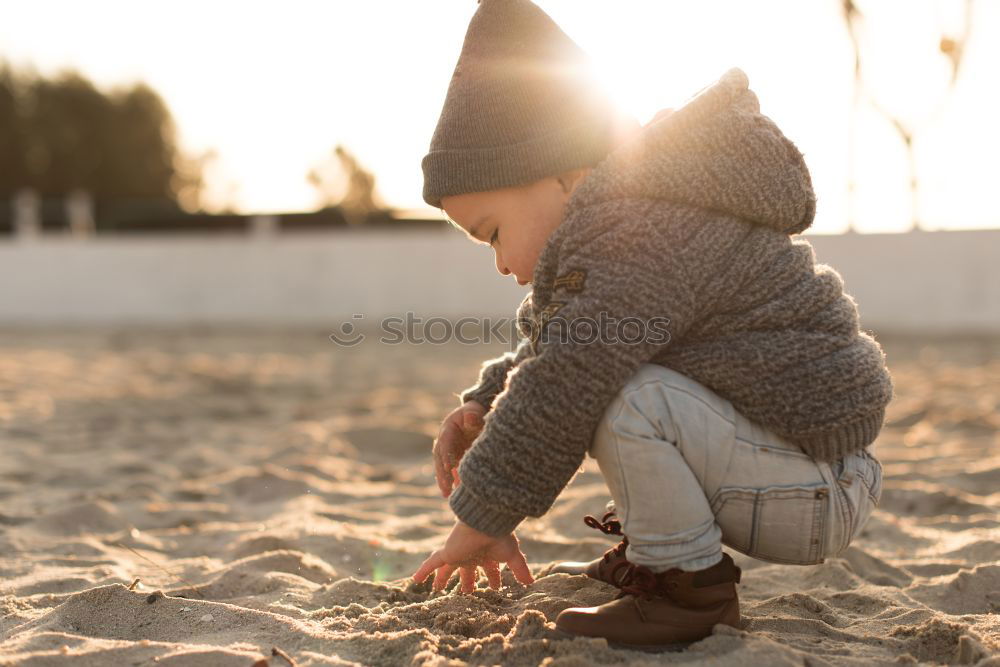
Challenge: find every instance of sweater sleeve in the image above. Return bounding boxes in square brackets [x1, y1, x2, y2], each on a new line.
[456, 293, 536, 409]
[448, 206, 703, 536]
[457, 337, 534, 409]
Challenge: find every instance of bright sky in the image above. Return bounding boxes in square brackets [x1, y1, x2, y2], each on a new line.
[2, 0, 997, 234]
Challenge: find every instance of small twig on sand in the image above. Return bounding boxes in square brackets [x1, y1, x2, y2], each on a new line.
[272, 646, 297, 666]
[113, 542, 206, 599]
[127, 577, 141, 591]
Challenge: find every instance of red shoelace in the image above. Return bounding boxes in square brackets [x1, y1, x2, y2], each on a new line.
[583, 510, 623, 536]
[610, 561, 663, 600]
[583, 511, 630, 568]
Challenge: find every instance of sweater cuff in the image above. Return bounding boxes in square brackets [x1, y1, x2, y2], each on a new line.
[448, 483, 526, 537]
[459, 383, 501, 410]
[791, 408, 887, 462]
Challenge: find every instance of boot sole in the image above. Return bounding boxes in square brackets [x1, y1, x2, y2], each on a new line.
[552, 628, 692, 652]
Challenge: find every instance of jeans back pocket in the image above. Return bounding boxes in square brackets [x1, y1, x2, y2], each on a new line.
[710, 483, 830, 565]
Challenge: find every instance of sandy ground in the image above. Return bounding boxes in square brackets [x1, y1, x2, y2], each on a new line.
[0, 327, 998, 666]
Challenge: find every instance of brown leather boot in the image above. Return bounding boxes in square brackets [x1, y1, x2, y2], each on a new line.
[549, 510, 632, 587]
[555, 553, 742, 650]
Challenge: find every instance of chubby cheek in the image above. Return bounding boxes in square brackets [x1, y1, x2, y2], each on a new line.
[504, 216, 551, 280]
[514, 239, 544, 281]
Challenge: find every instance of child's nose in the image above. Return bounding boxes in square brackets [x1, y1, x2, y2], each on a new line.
[495, 253, 510, 277]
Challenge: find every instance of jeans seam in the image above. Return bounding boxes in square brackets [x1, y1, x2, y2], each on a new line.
[864, 455, 883, 507]
[811, 489, 825, 562]
[607, 399, 633, 529]
[734, 437, 812, 459]
[863, 481, 880, 507]
[625, 517, 718, 546]
[834, 470, 854, 554]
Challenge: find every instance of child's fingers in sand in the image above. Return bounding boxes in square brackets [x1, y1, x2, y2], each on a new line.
[413, 560, 451, 591]
[505, 548, 535, 586]
[459, 566, 477, 593]
[414, 556, 466, 593]
[483, 559, 502, 589]
[413, 551, 446, 587]
[413, 553, 525, 593]
[433, 563, 457, 592]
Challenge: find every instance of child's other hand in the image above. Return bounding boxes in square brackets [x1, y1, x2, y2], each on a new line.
[433, 400, 487, 498]
[412, 519, 534, 593]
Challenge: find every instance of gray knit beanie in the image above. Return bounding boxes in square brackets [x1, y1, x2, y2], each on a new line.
[421, 0, 637, 209]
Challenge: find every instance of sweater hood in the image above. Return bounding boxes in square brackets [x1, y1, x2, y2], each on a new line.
[567, 67, 817, 235]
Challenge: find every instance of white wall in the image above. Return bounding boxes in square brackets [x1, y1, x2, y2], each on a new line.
[807, 229, 1000, 335]
[0, 228, 527, 326]
[1, 227, 998, 334]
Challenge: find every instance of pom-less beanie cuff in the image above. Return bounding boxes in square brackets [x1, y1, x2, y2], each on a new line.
[422, 113, 620, 209]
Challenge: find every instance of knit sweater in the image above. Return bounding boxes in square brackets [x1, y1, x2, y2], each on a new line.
[451, 67, 896, 538]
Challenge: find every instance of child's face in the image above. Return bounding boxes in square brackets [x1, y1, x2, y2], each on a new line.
[441, 168, 591, 286]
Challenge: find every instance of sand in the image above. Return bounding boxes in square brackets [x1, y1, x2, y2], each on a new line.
[0, 328, 997, 666]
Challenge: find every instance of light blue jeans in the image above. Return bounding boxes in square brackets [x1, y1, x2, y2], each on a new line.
[589, 364, 883, 572]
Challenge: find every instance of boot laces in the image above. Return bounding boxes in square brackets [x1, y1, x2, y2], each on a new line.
[583, 510, 622, 536]
[583, 511, 629, 564]
[610, 561, 662, 601]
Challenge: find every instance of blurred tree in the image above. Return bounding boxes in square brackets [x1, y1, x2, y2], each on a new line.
[840, 0, 974, 232]
[307, 144, 393, 224]
[0, 65, 29, 194]
[0, 61, 205, 216]
[172, 147, 215, 214]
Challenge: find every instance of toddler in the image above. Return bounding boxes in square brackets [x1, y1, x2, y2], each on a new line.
[412, 0, 894, 649]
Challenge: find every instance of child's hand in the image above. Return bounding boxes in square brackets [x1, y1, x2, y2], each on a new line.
[412, 519, 534, 593]
[432, 400, 487, 497]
